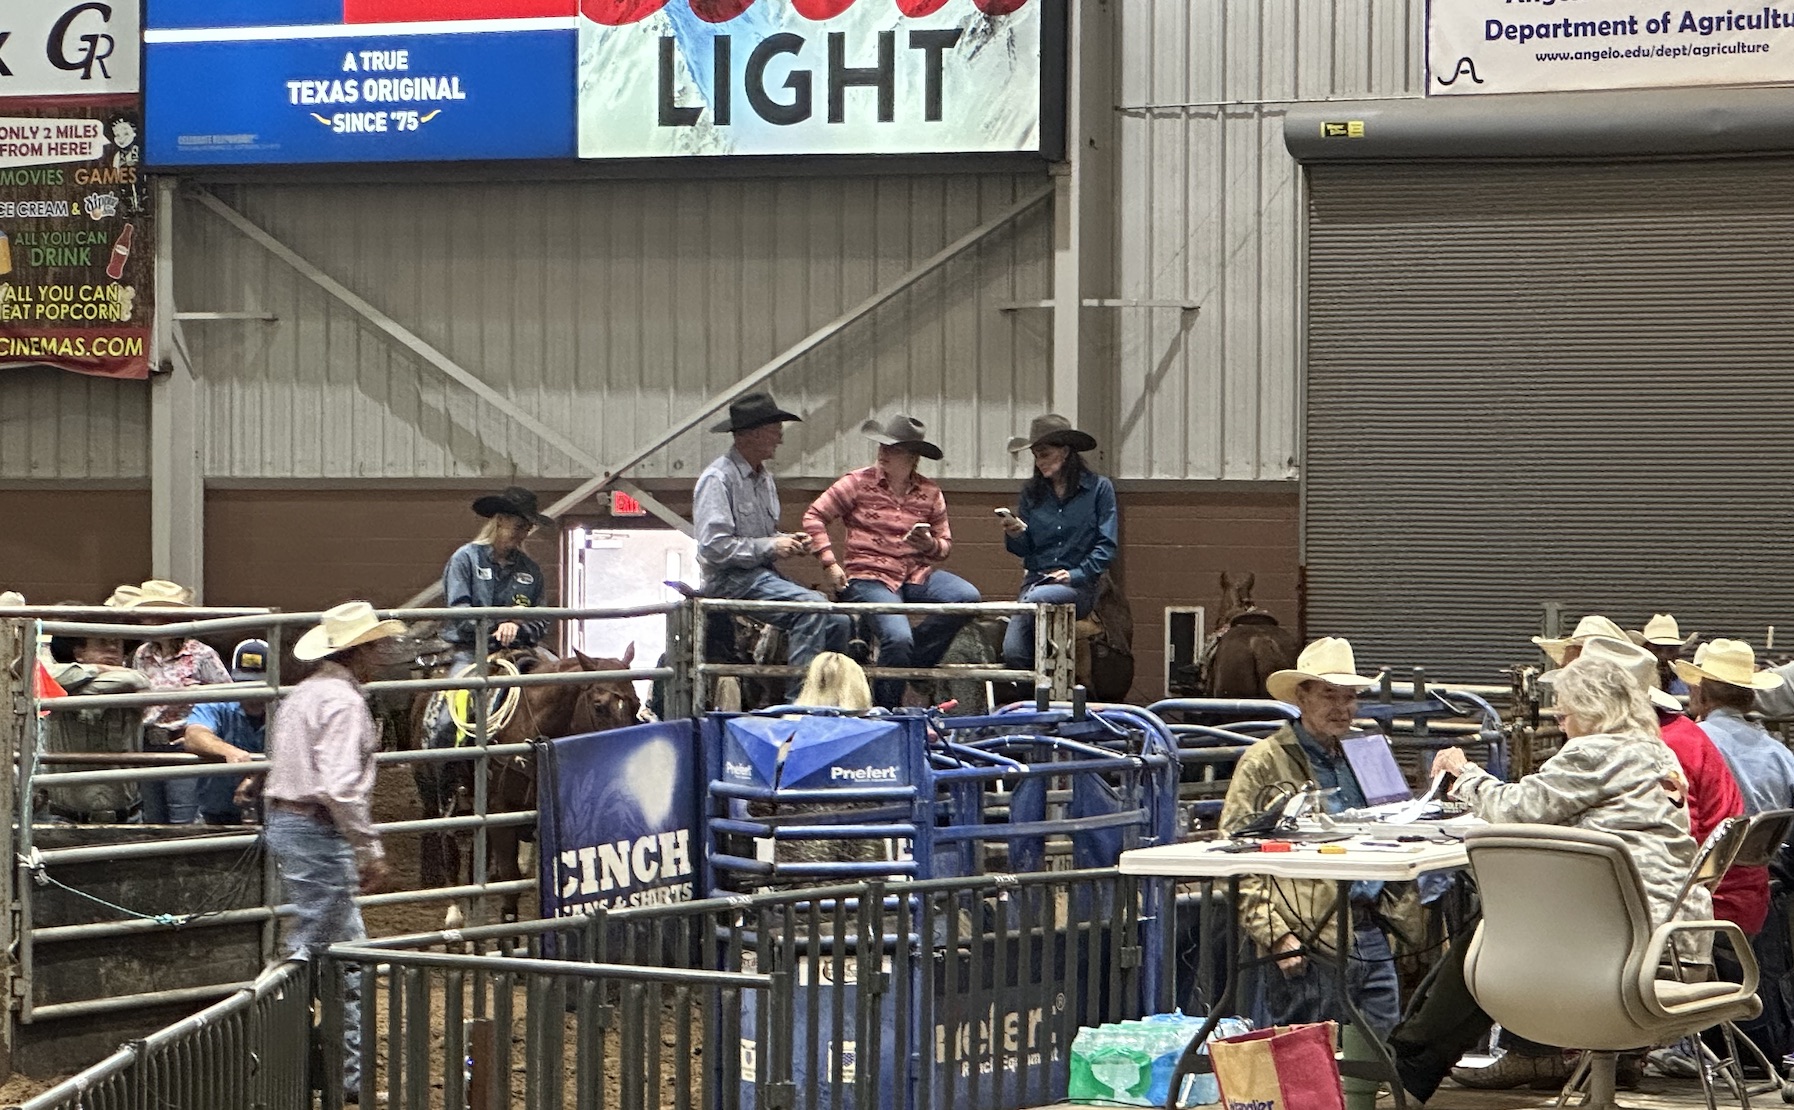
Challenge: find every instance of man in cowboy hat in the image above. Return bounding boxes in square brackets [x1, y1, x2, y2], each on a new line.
[1631, 613, 1696, 695]
[1681, 639, 1794, 816]
[264, 601, 402, 1103]
[694, 391, 848, 698]
[114, 579, 233, 824]
[442, 486, 555, 660]
[1220, 637, 1419, 1040]
[802, 414, 982, 708]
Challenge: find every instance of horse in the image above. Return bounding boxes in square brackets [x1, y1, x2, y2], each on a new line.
[1198, 572, 1299, 700]
[410, 645, 641, 922]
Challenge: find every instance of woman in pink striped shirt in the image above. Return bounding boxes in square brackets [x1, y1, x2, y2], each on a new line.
[803, 415, 982, 708]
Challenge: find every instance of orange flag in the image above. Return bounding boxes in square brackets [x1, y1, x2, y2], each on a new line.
[34, 660, 66, 715]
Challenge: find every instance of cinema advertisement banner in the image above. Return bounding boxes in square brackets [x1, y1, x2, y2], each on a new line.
[578, 0, 1056, 158]
[0, 2, 149, 380]
[1429, 0, 1794, 95]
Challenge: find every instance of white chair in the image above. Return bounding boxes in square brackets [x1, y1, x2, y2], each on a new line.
[1463, 824, 1762, 1110]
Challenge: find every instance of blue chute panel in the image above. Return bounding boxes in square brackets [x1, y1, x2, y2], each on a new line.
[721, 715, 916, 790]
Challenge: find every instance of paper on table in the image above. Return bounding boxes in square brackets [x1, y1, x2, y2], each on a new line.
[1384, 770, 1450, 825]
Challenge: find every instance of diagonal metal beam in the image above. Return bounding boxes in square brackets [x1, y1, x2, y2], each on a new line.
[538, 182, 1055, 522]
[186, 187, 690, 541]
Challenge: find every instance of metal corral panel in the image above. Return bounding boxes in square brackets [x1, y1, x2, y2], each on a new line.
[0, 366, 150, 480]
[1111, 0, 1421, 480]
[1304, 158, 1794, 681]
[177, 175, 1051, 483]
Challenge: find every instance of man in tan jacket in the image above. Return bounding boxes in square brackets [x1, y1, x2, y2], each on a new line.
[1219, 637, 1419, 1036]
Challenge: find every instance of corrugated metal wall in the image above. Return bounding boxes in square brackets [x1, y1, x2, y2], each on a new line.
[177, 174, 1051, 483]
[1110, 0, 1421, 480]
[0, 367, 149, 481]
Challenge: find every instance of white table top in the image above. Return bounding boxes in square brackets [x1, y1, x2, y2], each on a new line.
[1119, 830, 1470, 881]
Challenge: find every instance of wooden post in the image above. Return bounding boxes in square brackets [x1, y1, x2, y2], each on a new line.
[466, 1016, 495, 1110]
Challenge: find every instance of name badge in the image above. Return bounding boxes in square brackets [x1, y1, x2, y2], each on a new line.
[515, 573, 534, 586]
[475, 566, 493, 580]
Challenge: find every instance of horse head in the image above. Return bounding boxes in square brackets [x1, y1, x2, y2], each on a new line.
[1216, 572, 1258, 629]
[567, 643, 641, 734]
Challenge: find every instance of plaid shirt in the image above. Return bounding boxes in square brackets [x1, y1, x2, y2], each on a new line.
[803, 465, 952, 591]
[133, 639, 232, 729]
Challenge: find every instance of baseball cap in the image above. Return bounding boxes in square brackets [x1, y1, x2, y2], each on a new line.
[230, 638, 270, 682]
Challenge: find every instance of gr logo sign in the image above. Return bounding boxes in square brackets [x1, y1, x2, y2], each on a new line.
[0, 2, 138, 97]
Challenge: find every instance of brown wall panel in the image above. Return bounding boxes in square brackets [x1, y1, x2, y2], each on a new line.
[0, 490, 151, 605]
[202, 484, 1301, 702]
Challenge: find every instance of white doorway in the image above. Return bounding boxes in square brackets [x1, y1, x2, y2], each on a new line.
[564, 525, 699, 707]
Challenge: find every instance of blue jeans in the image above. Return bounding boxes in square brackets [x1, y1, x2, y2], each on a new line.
[141, 737, 199, 824]
[840, 572, 982, 708]
[265, 809, 366, 1095]
[706, 569, 850, 698]
[1262, 924, 1401, 1038]
[1001, 576, 1098, 672]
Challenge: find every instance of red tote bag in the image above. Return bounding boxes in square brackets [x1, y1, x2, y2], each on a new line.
[1208, 1022, 1347, 1110]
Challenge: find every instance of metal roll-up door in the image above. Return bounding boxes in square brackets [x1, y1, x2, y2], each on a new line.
[1303, 157, 1794, 683]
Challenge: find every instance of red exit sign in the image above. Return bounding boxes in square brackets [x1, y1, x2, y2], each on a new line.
[610, 490, 646, 517]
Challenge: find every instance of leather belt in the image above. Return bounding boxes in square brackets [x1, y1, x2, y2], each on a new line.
[268, 798, 328, 820]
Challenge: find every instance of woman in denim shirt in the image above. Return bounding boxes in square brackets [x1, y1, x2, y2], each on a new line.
[999, 414, 1119, 673]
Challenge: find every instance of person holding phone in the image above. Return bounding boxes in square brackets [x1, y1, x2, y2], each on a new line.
[999, 414, 1120, 676]
[803, 415, 980, 708]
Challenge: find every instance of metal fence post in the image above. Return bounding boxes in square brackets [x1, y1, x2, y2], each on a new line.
[664, 599, 695, 721]
[0, 618, 16, 1069]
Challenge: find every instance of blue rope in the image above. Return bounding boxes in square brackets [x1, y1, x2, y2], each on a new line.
[28, 864, 191, 927]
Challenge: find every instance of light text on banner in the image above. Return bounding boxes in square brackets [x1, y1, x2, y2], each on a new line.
[1428, 0, 1794, 96]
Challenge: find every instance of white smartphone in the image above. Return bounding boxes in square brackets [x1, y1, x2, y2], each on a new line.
[993, 508, 1014, 519]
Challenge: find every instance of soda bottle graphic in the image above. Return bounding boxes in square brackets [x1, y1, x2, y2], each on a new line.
[105, 223, 133, 280]
[0, 230, 11, 276]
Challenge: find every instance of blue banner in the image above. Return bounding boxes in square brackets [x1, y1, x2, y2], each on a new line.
[720, 715, 916, 791]
[537, 720, 699, 917]
[144, 27, 576, 165]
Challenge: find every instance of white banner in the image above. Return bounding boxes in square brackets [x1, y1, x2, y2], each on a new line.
[1428, 0, 1794, 96]
[578, 0, 1045, 158]
[0, 2, 141, 99]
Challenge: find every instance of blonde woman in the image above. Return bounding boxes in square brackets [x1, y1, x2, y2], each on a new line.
[442, 486, 554, 662]
[794, 651, 873, 711]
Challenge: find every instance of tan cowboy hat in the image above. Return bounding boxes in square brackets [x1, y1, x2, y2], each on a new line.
[861, 415, 943, 460]
[1532, 614, 1630, 665]
[1266, 637, 1377, 705]
[294, 601, 407, 662]
[1631, 613, 1695, 648]
[1673, 639, 1785, 692]
[1006, 413, 1097, 455]
[107, 579, 194, 609]
[1546, 635, 1682, 713]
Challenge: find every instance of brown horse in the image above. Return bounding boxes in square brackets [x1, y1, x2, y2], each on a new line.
[1199, 572, 1300, 700]
[413, 645, 641, 922]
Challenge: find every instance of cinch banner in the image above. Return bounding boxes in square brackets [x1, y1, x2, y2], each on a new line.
[0, 2, 141, 99]
[143, 0, 580, 165]
[536, 720, 699, 917]
[1429, 0, 1794, 95]
[579, 0, 1049, 158]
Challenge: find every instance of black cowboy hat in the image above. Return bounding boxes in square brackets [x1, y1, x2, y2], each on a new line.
[860, 414, 943, 461]
[709, 391, 802, 434]
[1006, 413, 1097, 454]
[472, 486, 554, 527]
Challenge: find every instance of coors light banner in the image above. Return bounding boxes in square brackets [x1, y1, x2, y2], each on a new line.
[580, 0, 1048, 157]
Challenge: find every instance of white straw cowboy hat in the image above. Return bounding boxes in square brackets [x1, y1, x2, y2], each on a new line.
[1630, 613, 1696, 648]
[861, 415, 943, 460]
[1673, 639, 1785, 692]
[1532, 614, 1631, 666]
[294, 601, 407, 662]
[1546, 636, 1682, 713]
[1266, 637, 1377, 705]
[1006, 413, 1097, 455]
[106, 579, 194, 609]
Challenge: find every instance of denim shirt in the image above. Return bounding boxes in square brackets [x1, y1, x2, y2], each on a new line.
[1700, 707, 1794, 815]
[694, 446, 782, 588]
[442, 541, 549, 648]
[185, 701, 265, 818]
[1003, 470, 1119, 587]
[1294, 722, 1383, 905]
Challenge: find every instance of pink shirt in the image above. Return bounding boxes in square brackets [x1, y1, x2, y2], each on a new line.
[264, 661, 384, 862]
[132, 639, 232, 729]
[803, 466, 953, 591]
